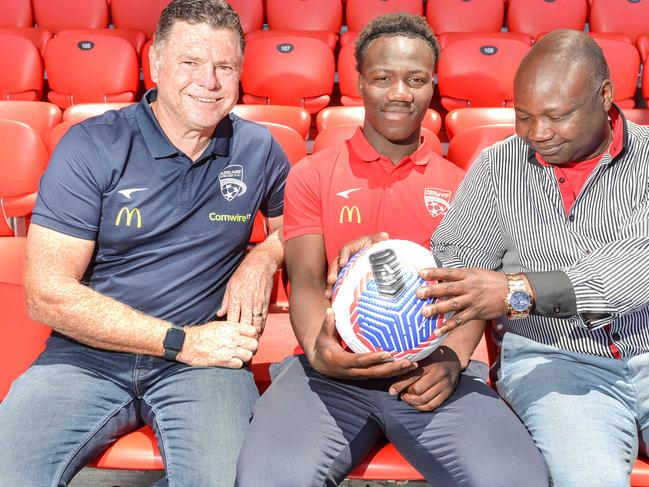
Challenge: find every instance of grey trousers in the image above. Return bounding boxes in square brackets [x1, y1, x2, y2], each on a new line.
[236, 355, 549, 487]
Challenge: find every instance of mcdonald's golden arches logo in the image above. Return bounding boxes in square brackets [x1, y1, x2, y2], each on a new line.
[115, 207, 142, 228]
[339, 205, 361, 224]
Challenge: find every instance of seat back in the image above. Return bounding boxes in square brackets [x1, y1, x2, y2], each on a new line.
[437, 37, 530, 110]
[241, 36, 335, 114]
[46, 120, 76, 154]
[0, 27, 52, 55]
[313, 125, 442, 156]
[444, 107, 515, 140]
[337, 41, 362, 106]
[63, 102, 136, 124]
[258, 122, 307, 165]
[231, 104, 311, 139]
[590, 34, 641, 108]
[622, 109, 649, 126]
[426, 0, 504, 35]
[317, 106, 442, 135]
[0, 237, 52, 400]
[32, 0, 109, 32]
[266, 0, 342, 33]
[227, 0, 264, 33]
[0, 101, 61, 143]
[0, 120, 49, 199]
[637, 34, 649, 64]
[446, 124, 515, 170]
[0, 0, 33, 28]
[590, 0, 649, 43]
[58, 28, 147, 55]
[643, 67, 649, 108]
[345, 0, 423, 33]
[0, 34, 43, 101]
[110, 0, 169, 38]
[507, 0, 587, 39]
[45, 33, 139, 109]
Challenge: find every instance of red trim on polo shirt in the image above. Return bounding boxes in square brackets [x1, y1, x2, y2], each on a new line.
[535, 107, 624, 216]
[284, 127, 465, 265]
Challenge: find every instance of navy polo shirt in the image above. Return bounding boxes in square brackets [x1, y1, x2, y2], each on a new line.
[32, 90, 291, 326]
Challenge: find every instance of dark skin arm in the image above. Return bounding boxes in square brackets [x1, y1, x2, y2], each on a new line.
[325, 232, 486, 410]
[287, 234, 417, 379]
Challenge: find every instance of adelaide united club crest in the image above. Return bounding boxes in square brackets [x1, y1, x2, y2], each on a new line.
[424, 187, 452, 217]
[219, 165, 247, 201]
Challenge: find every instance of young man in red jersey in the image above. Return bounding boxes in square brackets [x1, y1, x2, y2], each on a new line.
[236, 13, 548, 487]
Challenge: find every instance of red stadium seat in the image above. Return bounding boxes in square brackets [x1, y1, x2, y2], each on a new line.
[0, 34, 43, 101]
[0, 120, 49, 235]
[44, 33, 140, 109]
[446, 124, 515, 170]
[426, 0, 505, 35]
[110, 0, 169, 39]
[58, 28, 147, 55]
[0, 237, 52, 397]
[589, 33, 641, 108]
[246, 29, 339, 51]
[32, 0, 109, 32]
[257, 121, 307, 165]
[313, 125, 442, 155]
[231, 104, 311, 139]
[507, 0, 587, 40]
[0, 0, 33, 28]
[589, 0, 649, 44]
[0, 101, 61, 143]
[337, 41, 362, 106]
[637, 34, 649, 63]
[643, 66, 649, 107]
[342, 0, 423, 45]
[437, 37, 530, 110]
[623, 109, 649, 126]
[444, 107, 515, 140]
[142, 39, 155, 91]
[46, 120, 75, 154]
[62, 102, 138, 123]
[436, 31, 533, 49]
[241, 36, 335, 114]
[227, 0, 264, 34]
[0, 27, 51, 55]
[317, 106, 442, 135]
[252, 0, 341, 49]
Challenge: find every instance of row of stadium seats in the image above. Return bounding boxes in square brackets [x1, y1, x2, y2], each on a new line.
[2, 30, 649, 113]
[2, 236, 649, 484]
[3, 101, 649, 241]
[2, 0, 649, 46]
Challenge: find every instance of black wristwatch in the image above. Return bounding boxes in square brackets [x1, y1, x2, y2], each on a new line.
[163, 325, 186, 361]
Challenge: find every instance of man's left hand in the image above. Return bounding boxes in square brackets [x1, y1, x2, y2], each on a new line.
[217, 251, 278, 333]
[417, 267, 509, 336]
[389, 346, 462, 411]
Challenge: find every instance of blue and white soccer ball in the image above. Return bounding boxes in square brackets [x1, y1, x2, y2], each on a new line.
[331, 239, 448, 362]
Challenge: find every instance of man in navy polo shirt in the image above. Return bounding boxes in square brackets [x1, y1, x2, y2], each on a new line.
[0, 1, 290, 486]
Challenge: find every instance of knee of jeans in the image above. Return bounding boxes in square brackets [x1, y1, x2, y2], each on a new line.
[456, 458, 549, 487]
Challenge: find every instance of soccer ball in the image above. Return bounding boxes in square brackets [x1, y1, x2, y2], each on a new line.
[331, 239, 448, 361]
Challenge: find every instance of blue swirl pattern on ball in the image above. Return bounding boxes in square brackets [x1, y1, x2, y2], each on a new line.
[352, 271, 435, 354]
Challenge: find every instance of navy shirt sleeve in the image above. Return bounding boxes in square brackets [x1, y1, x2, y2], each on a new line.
[31, 124, 112, 241]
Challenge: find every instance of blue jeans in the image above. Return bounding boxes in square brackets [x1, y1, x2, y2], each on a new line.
[0, 334, 259, 487]
[497, 332, 649, 487]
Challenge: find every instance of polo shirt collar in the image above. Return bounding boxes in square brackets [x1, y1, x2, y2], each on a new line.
[526, 103, 627, 166]
[348, 126, 432, 166]
[136, 88, 232, 160]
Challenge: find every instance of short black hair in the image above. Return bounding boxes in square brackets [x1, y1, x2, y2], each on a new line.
[154, 0, 244, 57]
[354, 12, 440, 73]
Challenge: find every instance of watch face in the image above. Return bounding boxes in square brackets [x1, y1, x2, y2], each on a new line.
[164, 327, 185, 352]
[510, 291, 531, 312]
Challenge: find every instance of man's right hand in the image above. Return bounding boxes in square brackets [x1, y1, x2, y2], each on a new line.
[176, 321, 259, 368]
[308, 309, 417, 380]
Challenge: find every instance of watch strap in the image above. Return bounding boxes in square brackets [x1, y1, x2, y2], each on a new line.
[163, 325, 186, 361]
